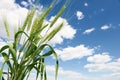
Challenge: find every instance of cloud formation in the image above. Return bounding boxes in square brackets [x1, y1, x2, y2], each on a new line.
[101, 25, 110, 30]
[87, 53, 112, 63]
[0, 0, 76, 45]
[84, 3, 88, 7]
[55, 45, 95, 61]
[0, 0, 28, 38]
[83, 28, 95, 34]
[76, 11, 84, 20]
[85, 54, 120, 72]
[21, 1, 28, 7]
[47, 17, 76, 45]
[46, 65, 120, 80]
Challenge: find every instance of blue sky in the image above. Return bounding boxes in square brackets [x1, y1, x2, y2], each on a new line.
[0, 0, 120, 80]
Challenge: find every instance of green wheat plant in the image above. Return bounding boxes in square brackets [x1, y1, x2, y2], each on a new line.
[0, 4, 66, 80]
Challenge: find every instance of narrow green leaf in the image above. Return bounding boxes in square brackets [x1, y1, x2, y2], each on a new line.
[1, 52, 13, 71]
[41, 51, 52, 58]
[0, 45, 9, 53]
[0, 63, 5, 80]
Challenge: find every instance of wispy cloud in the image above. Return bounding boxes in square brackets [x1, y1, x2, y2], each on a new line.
[101, 8, 105, 12]
[84, 2, 88, 7]
[76, 11, 84, 20]
[55, 44, 95, 61]
[118, 24, 120, 27]
[83, 28, 95, 34]
[101, 25, 111, 30]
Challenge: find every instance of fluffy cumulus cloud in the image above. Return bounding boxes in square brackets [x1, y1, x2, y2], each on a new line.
[46, 65, 98, 80]
[76, 11, 84, 20]
[0, 0, 28, 38]
[85, 54, 120, 73]
[101, 25, 111, 30]
[0, 0, 76, 45]
[55, 45, 95, 61]
[87, 53, 112, 63]
[83, 28, 95, 34]
[46, 65, 120, 80]
[47, 16, 76, 45]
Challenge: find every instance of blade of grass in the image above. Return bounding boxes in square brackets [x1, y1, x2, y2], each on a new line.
[0, 63, 5, 80]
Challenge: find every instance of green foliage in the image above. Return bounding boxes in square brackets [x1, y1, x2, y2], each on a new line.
[0, 4, 66, 80]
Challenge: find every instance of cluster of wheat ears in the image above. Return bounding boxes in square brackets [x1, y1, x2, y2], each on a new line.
[0, 2, 66, 80]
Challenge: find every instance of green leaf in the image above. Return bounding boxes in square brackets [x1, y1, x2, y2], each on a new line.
[1, 52, 13, 72]
[0, 45, 9, 53]
[41, 51, 52, 58]
[0, 63, 5, 80]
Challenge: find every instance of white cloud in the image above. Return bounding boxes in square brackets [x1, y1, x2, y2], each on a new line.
[46, 65, 94, 80]
[105, 72, 120, 79]
[101, 25, 110, 30]
[55, 45, 95, 61]
[0, 39, 7, 49]
[85, 56, 120, 72]
[0, 0, 28, 38]
[2, 64, 120, 80]
[0, 0, 76, 45]
[87, 53, 112, 63]
[76, 11, 84, 20]
[83, 28, 95, 34]
[21, 1, 28, 7]
[46, 65, 120, 80]
[47, 17, 76, 45]
[84, 3, 88, 7]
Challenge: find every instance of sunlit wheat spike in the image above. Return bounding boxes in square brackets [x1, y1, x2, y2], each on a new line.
[30, 5, 53, 35]
[0, 2, 66, 80]
[42, 23, 63, 43]
[3, 19, 10, 38]
[49, 5, 66, 28]
[27, 10, 35, 31]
